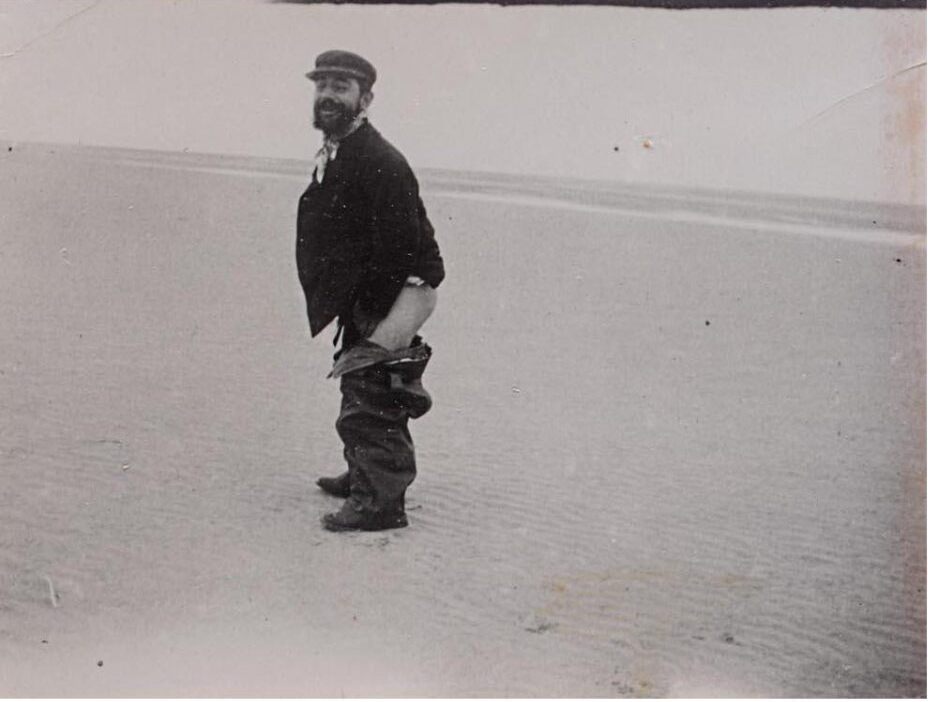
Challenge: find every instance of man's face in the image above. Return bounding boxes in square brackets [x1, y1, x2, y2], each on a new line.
[313, 75, 368, 135]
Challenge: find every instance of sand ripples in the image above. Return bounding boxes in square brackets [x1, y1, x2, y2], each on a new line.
[0, 146, 923, 696]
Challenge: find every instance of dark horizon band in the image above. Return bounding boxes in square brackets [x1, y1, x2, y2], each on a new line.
[276, 0, 924, 8]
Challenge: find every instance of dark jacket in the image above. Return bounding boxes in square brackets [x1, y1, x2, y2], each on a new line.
[296, 121, 445, 338]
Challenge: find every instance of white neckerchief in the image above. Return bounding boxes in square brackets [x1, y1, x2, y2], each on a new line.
[314, 113, 366, 184]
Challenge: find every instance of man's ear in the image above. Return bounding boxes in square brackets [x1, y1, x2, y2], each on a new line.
[361, 91, 374, 111]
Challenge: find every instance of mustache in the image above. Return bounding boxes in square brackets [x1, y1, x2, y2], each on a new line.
[315, 99, 343, 111]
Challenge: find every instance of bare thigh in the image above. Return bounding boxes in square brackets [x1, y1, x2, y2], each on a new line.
[367, 284, 437, 351]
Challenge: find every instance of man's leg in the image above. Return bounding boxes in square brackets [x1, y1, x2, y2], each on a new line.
[317, 283, 437, 512]
[325, 362, 421, 531]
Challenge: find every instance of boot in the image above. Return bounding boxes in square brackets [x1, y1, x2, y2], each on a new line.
[316, 471, 350, 498]
[322, 497, 408, 532]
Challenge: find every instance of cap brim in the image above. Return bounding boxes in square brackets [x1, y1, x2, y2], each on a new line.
[306, 67, 369, 82]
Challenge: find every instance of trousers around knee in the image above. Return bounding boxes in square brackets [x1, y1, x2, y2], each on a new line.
[335, 352, 432, 513]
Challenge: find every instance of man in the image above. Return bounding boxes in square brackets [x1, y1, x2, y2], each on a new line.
[296, 50, 445, 532]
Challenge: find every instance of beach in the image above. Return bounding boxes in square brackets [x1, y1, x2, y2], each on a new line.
[0, 143, 924, 696]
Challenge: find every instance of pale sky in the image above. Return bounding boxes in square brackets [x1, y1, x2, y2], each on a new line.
[0, 0, 924, 203]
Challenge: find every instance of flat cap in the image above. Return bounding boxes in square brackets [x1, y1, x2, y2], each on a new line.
[306, 50, 376, 87]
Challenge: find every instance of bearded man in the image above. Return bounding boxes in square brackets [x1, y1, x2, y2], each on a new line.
[295, 50, 445, 532]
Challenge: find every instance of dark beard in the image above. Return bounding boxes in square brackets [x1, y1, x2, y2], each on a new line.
[313, 100, 361, 136]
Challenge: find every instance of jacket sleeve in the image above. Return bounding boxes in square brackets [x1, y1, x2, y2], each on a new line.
[358, 155, 422, 318]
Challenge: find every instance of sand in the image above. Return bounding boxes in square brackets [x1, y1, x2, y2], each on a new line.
[0, 143, 924, 696]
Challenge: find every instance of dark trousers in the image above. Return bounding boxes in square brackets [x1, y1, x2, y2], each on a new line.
[334, 345, 432, 514]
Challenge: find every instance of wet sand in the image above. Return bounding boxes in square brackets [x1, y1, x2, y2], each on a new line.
[0, 143, 924, 696]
